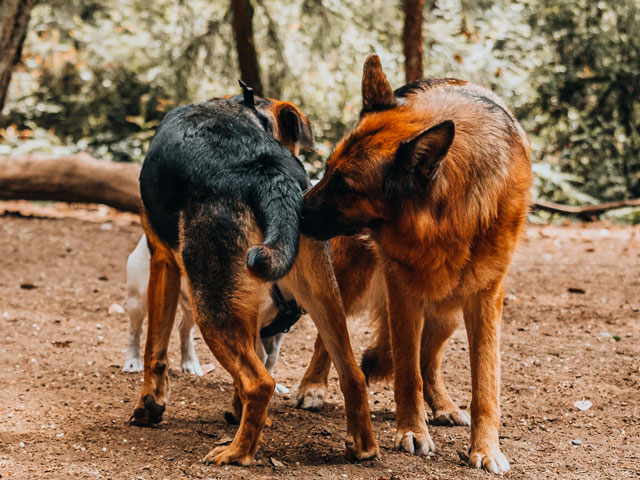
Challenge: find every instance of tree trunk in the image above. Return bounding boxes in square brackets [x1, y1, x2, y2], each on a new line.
[0, 154, 141, 213]
[230, 0, 264, 96]
[402, 0, 426, 83]
[0, 0, 38, 114]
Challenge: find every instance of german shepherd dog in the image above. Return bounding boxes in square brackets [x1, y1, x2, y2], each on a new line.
[130, 86, 379, 465]
[300, 55, 532, 473]
[297, 234, 472, 427]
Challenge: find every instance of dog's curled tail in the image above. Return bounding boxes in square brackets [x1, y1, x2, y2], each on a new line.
[246, 175, 303, 282]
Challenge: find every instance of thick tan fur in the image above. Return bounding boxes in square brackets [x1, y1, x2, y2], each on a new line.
[299, 54, 532, 473]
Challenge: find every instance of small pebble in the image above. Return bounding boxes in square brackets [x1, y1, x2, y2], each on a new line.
[19, 442, 25, 448]
[572, 439, 582, 446]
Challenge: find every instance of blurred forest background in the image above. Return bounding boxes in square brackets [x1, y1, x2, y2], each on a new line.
[1, 0, 640, 220]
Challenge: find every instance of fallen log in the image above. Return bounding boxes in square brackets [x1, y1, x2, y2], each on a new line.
[532, 198, 640, 220]
[1, 154, 639, 220]
[0, 153, 141, 213]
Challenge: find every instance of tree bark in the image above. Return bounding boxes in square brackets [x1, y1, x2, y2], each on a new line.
[0, 0, 38, 114]
[0, 153, 141, 213]
[402, 0, 426, 83]
[230, 0, 264, 96]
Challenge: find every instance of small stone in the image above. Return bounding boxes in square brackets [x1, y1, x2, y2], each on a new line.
[572, 439, 582, 446]
[108, 303, 125, 315]
[19, 442, 25, 448]
[573, 400, 592, 411]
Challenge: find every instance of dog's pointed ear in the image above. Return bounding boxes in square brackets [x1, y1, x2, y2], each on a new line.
[384, 121, 455, 200]
[396, 121, 455, 177]
[275, 103, 315, 154]
[361, 54, 396, 115]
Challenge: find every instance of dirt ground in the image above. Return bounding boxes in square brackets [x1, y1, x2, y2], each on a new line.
[0, 201, 638, 480]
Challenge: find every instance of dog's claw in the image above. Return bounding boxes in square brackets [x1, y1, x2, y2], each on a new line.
[344, 434, 380, 461]
[129, 394, 165, 426]
[394, 428, 435, 456]
[181, 359, 203, 376]
[122, 356, 143, 373]
[274, 383, 290, 395]
[203, 445, 254, 466]
[295, 385, 326, 411]
[430, 408, 471, 427]
[468, 449, 510, 474]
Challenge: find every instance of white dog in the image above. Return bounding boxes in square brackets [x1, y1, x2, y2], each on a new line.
[123, 235, 290, 394]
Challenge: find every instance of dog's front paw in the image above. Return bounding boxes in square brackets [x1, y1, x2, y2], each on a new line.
[203, 445, 254, 466]
[430, 407, 471, 427]
[466, 448, 510, 474]
[122, 355, 143, 373]
[295, 384, 326, 411]
[274, 383, 289, 395]
[344, 433, 379, 461]
[393, 428, 435, 456]
[181, 358, 204, 376]
[129, 394, 165, 426]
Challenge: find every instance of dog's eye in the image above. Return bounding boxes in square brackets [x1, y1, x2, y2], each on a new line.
[332, 171, 356, 194]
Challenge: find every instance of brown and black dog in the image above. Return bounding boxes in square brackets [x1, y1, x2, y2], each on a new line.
[300, 55, 532, 473]
[130, 85, 378, 465]
[297, 234, 471, 429]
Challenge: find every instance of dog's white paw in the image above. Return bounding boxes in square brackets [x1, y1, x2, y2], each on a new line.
[468, 449, 510, 474]
[430, 408, 471, 427]
[295, 385, 326, 411]
[274, 383, 289, 395]
[122, 356, 143, 373]
[181, 358, 203, 376]
[393, 428, 435, 456]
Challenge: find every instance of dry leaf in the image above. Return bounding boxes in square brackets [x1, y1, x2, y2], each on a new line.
[215, 436, 232, 446]
[202, 363, 216, 375]
[270, 457, 284, 468]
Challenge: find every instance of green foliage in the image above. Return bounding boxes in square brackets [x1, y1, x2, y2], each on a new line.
[1, 0, 638, 205]
[525, 0, 640, 202]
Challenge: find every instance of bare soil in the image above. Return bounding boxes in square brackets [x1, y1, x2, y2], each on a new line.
[0, 201, 638, 479]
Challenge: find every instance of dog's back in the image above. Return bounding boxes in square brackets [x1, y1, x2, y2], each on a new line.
[140, 99, 309, 281]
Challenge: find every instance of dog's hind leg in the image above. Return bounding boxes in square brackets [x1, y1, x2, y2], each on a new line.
[462, 282, 510, 474]
[123, 236, 150, 373]
[296, 334, 330, 409]
[261, 333, 289, 394]
[177, 287, 203, 376]
[281, 237, 379, 461]
[421, 306, 470, 427]
[130, 240, 180, 426]
[194, 295, 274, 465]
[180, 208, 275, 465]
